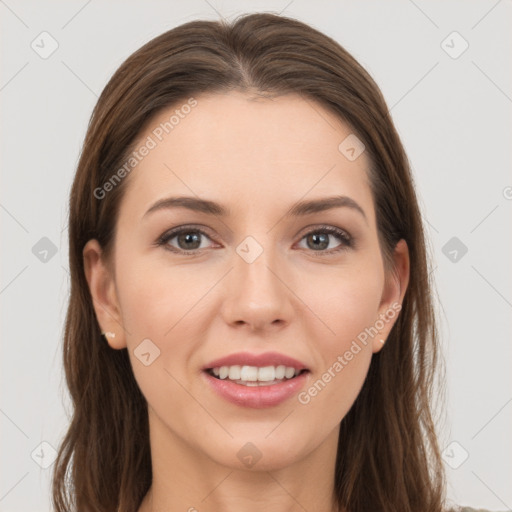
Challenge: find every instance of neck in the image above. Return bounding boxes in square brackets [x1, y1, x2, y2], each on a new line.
[137, 408, 341, 512]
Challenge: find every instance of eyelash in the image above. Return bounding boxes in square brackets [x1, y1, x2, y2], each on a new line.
[155, 224, 354, 256]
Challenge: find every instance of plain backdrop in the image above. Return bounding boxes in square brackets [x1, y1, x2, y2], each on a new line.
[1, 1, 511, 511]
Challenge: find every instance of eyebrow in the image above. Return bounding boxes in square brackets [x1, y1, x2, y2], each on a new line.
[143, 195, 367, 223]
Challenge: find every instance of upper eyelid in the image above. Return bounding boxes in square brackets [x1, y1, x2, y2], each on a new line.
[159, 224, 216, 241]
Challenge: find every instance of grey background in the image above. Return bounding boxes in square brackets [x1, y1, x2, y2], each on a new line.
[1, 1, 511, 511]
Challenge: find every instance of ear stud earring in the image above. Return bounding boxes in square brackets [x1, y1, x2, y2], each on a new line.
[101, 331, 116, 342]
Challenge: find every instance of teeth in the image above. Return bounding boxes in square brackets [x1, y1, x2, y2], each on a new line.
[285, 366, 296, 379]
[228, 365, 241, 380]
[240, 365, 258, 381]
[258, 366, 275, 382]
[275, 365, 286, 379]
[210, 365, 302, 382]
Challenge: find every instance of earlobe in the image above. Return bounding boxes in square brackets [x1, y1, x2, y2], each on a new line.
[83, 239, 127, 349]
[372, 239, 410, 354]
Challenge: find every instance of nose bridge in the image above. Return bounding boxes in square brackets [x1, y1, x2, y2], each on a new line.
[236, 234, 283, 301]
[223, 232, 292, 328]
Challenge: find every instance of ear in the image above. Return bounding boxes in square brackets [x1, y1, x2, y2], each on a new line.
[83, 239, 127, 349]
[372, 238, 410, 354]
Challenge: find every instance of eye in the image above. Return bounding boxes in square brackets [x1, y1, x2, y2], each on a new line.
[156, 226, 216, 254]
[156, 224, 354, 256]
[296, 226, 353, 254]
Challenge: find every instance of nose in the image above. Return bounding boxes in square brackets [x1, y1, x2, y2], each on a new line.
[220, 242, 295, 333]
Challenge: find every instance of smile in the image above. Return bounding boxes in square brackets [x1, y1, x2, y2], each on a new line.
[207, 365, 306, 386]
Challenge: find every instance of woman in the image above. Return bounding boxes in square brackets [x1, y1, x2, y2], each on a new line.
[51, 12, 495, 512]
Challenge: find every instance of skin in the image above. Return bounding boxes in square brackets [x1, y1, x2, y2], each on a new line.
[83, 91, 409, 512]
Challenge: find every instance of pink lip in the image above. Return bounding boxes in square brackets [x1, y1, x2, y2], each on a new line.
[202, 370, 309, 409]
[202, 351, 309, 371]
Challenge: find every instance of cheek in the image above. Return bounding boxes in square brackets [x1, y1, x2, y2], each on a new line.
[112, 255, 196, 398]
[114, 258, 202, 419]
[114, 249, 203, 336]
[297, 281, 378, 426]
[298, 258, 384, 346]
[294, 261, 383, 410]
[114, 253, 216, 378]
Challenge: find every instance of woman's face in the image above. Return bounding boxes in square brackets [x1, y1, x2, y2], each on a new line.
[84, 91, 408, 471]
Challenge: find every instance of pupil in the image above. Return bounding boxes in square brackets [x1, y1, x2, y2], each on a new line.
[179, 232, 200, 249]
[309, 233, 328, 250]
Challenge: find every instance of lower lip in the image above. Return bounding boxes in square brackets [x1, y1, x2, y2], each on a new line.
[202, 370, 309, 409]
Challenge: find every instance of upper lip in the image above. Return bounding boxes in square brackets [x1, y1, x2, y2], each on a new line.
[203, 351, 309, 371]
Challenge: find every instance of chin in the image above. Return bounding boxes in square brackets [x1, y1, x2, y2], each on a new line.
[204, 432, 314, 472]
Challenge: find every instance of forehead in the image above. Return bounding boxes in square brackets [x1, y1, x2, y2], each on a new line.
[121, 91, 374, 220]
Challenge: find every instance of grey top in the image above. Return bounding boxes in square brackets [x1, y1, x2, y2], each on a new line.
[459, 508, 511, 512]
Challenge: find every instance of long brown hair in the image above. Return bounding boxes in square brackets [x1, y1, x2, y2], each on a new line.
[52, 12, 449, 512]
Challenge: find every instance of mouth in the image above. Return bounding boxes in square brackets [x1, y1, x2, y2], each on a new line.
[201, 351, 311, 408]
[202, 360, 311, 408]
[205, 365, 309, 387]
